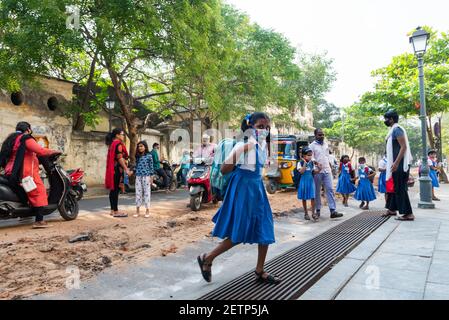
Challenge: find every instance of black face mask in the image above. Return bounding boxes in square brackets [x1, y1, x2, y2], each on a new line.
[384, 119, 392, 127]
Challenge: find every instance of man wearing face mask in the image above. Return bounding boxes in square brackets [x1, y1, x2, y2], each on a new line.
[193, 134, 217, 165]
[309, 128, 343, 220]
[382, 110, 414, 221]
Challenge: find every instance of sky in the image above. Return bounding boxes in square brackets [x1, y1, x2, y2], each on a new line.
[225, 0, 449, 108]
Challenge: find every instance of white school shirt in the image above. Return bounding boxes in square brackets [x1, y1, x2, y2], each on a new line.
[225, 138, 268, 172]
[378, 158, 387, 170]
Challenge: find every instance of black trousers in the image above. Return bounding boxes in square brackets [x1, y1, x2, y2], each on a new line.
[156, 168, 169, 189]
[386, 169, 413, 215]
[109, 166, 122, 211]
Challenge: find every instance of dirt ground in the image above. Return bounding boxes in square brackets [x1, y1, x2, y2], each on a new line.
[0, 190, 302, 300]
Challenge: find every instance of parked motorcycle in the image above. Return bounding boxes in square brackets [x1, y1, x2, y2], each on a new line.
[187, 158, 217, 211]
[67, 168, 87, 201]
[0, 153, 79, 221]
[151, 160, 177, 192]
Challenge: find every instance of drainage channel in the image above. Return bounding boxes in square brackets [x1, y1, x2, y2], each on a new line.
[199, 210, 389, 300]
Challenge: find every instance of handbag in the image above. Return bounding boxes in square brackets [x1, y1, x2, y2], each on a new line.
[21, 158, 37, 193]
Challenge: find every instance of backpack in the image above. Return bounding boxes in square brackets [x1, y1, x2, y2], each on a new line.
[210, 138, 237, 198]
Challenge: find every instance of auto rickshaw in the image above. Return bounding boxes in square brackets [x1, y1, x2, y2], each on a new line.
[265, 134, 313, 194]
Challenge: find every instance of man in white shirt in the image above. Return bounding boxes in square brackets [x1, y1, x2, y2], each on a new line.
[309, 128, 343, 219]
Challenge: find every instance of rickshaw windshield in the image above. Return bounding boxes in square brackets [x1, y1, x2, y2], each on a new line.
[273, 141, 296, 159]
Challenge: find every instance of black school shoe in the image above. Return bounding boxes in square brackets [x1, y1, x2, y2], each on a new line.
[330, 211, 343, 219]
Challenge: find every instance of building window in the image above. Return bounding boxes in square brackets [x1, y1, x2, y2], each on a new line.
[47, 97, 58, 111]
[11, 92, 24, 106]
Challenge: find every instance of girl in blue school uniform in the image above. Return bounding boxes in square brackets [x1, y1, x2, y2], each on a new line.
[336, 155, 356, 207]
[378, 155, 387, 199]
[297, 147, 319, 221]
[354, 157, 377, 210]
[197, 112, 281, 285]
[428, 150, 441, 201]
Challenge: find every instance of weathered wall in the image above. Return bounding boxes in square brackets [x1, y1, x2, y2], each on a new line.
[64, 131, 109, 186]
[0, 82, 73, 161]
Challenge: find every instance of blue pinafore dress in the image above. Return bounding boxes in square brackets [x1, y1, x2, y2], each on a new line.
[297, 160, 316, 200]
[429, 159, 440, 188]
[378, 158, 387, 194]
[211, 143, 275, 245]
[354, 167, 377, 202]
[336, 163, 356, 195]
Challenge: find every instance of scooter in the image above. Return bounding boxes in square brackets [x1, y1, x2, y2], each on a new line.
[0, 153, 79, 221]
[187, 158, 217, 211]
[67, 168, 87, 201]
[151, 160, 177, 192]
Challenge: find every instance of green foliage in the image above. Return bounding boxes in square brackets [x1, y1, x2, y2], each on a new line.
[0, 0, 336, 136]
[312, 100, 341, 129]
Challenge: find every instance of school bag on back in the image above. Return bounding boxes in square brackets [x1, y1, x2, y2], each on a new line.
[210, 138, 236, 198]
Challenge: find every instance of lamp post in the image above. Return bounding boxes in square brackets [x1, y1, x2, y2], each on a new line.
[105, 98, 115, 133]
[410, 27, 434, 209]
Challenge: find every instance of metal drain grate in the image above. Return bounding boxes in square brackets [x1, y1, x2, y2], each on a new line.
[199, 211, 389, 300]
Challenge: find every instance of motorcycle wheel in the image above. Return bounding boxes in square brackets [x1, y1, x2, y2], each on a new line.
[59, 194, 79, 221]
[190, 193, 202, 211]
[266, 179, 278, 195]
[169, 180, 177, 192]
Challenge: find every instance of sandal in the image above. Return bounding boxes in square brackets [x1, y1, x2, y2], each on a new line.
[432, 197, 441, 201]
[381, 210, 397, 217]
[359, 202, 365, 209]
[113, 212, 128, 218]
[304, 213, 311, 221]
[395, 215, 415, 221]
[254, 271, 281, 284]
[197, 253, 212, 283]
[32, 221, 51, 229]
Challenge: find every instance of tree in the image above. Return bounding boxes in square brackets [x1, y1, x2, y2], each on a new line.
[325, 103, 388, 156]
[0, 0, 225, 162]
[362, 27, 449, 153]
[312, 100, 341, 129]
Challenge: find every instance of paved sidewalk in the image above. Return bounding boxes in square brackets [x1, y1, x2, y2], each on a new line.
[300, 183, 449, 300]
[36, 190, 374, 300]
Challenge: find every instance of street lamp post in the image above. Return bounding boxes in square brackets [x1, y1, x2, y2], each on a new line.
[410, 27, 434, 209]
[105, 98, 115, 133]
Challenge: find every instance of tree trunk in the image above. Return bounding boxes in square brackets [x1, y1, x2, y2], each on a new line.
[439, 167, 449, 183]
[107, 67, 138, 164]
[73, 50, 98, 131]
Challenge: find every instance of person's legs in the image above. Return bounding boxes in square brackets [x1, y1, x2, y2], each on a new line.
[32, 207, 50, 228]
[255, 244, 269, 274]
[322, 173, 337, 212]
[182, 168, 188, 186]
[134, 176, 143, 217]
[143, 176, 151, 215]
[161, 169, 169, 190]
[200, 238, 236, 277]
[302, 200, 310, 219]
[314, 173, 323, 212]
[111, 167, 126, 217]
[393, 170, 413, 217]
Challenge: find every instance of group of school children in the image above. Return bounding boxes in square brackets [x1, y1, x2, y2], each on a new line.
[297, 150, 384, 217]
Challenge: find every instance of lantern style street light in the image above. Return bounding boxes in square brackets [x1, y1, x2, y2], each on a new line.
[409, 27, 434, 209]
[105, 98, 115, 133]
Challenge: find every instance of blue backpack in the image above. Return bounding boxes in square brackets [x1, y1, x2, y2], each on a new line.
[210, 138, 237, 198]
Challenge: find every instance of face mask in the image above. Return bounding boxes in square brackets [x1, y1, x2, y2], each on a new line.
[256, 129, 269, 140]
[384, 119, 391, 127]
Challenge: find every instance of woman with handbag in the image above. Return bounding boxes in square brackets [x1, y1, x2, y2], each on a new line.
[0, 122, 61, 228]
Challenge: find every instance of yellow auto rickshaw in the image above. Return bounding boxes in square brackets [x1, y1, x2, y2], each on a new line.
[265, 134, 312, 194]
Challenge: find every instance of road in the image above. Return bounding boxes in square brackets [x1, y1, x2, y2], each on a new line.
[0, 189, 190, 229]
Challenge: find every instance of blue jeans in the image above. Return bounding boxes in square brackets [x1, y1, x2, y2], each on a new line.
[313, 172, 336, 212]
[181, 168, 189, 186]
